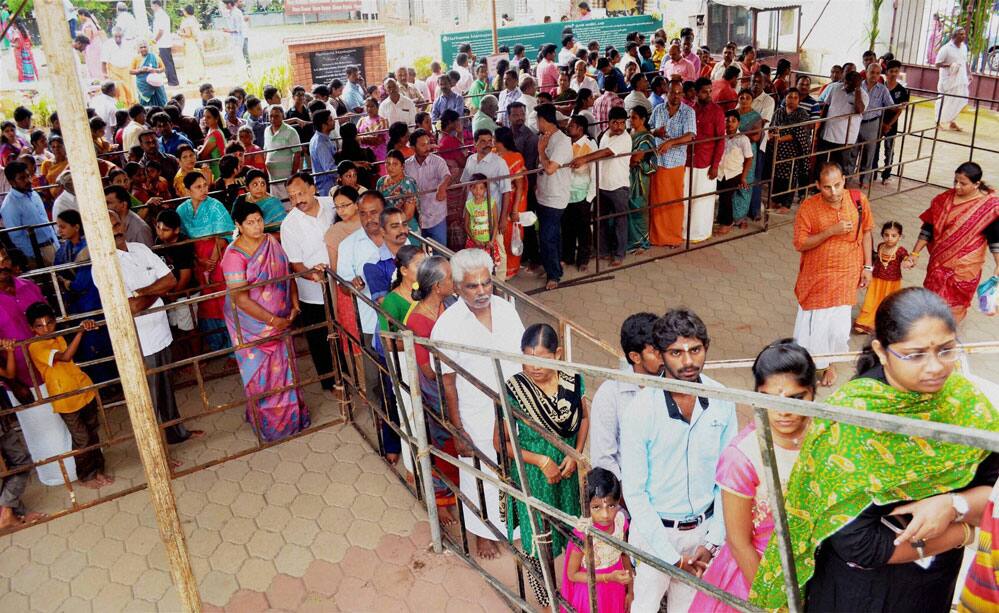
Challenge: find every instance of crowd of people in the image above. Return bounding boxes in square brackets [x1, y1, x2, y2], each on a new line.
[0, 15, 996, 612]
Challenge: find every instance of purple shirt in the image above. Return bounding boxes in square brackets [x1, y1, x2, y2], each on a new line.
[404, 153, 451, 229]
[0, 277, 44, 385]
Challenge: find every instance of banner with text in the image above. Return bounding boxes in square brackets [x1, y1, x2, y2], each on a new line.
[439, 14, 661, 67]
[284, 0, 360, 16]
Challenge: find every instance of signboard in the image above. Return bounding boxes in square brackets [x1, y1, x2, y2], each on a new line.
[440, 15, 661, 66]
[284, 0, 360, 16]
[309, 46, 365, 86]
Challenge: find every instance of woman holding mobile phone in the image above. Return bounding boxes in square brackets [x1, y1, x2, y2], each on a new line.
[751, 288, 997, 612]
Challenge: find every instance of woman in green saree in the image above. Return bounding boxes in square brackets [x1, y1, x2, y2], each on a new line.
[495, 323, 589, 611]
[628, 106, 656, 253]
[751, 287, 997, 612]
[732, 90, 762, 224]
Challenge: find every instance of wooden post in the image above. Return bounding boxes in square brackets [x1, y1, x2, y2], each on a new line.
[491, 0, 498, 54]
[32, 2, 202, 611]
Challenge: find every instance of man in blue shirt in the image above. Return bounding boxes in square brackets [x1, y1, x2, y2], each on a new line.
[308, 109, 338, 198]
[621, 308, 738, 613]
[0, 161, 59, 267]
[342, 65, 367, 116]
[151, 112, 193, 157]
[431, 74, 466, 124]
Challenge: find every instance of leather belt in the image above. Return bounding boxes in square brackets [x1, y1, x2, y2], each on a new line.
[661, 504, 714, 531]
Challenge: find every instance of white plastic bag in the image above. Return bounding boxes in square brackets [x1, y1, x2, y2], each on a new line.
[510, 222, 523, 256]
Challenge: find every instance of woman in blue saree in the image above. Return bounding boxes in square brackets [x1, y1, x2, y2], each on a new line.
[130, 42, 168, 107]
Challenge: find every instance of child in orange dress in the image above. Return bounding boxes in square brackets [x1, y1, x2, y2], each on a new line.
[854, 221, 908, 334]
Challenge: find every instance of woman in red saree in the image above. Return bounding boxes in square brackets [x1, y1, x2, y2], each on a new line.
[904, 162, 999, 322]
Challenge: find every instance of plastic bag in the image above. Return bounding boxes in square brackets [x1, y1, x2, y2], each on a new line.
[510, 222, 523, 256]
[977, 275, 998, 316]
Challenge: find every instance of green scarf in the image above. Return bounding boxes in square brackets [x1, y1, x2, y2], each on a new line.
[750, 373, 996, 610]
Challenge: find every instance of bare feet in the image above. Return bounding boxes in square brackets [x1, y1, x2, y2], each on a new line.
[80, 477, 102, 490]
[187, 430, 206, 439]
[96, 473, 115, 487]
[610, 258, 623, 267]
[716, 225, 733, 235]
[385, 453, 400, 465]
[0, 506, 20, 531]
[21, 511, 47, 523]
[437, 505, 458, 528]
[168, 456, 183, 469]
[545, 280, 558, 290]
[476, 536, 500, 560]
[950, 122, 963, 132]
[819, 367, 838, 388]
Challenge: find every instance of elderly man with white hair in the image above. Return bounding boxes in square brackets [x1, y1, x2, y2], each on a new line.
[378, 78, 417, 127]
[471, 94, 500, 134]
[431, 248, 525, 560]
[52, 171, 78, 220]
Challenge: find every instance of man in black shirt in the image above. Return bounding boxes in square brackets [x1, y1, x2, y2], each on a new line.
[879, 60, 909, 184]
[284, 85, 314, 142]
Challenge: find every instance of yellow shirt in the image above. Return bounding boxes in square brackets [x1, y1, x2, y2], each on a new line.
[28, 337, 96, 414]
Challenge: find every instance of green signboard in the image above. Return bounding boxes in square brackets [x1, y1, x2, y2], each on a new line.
[440, 15, 662, 67]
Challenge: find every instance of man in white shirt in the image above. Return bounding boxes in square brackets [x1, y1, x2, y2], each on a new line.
[519, 76, 539, 128]
[113, 2, 143, 44]
[394, 66, 424, 106]
[558, 34, 577, 69]
[110, 210, 200, 446]
[570, 59, 599, 96]
[452, 53, 473, 95]
[709, 42, 742, 82]
[590, 313, 662, 477]
[101, 27, 136, 106]
[432, 248, 525, 560]
[121, 104, 147, 153]
[816, 71, 868, 182]
[571, 106, 633, 265]
[336, 191, 387, 410]
[378, 78, 417, 127]
[150, 0, 178, 86]
[51, 172, 78, 220]
[89, 81, 119, 141]
[280, 172, 337, 396]
[535, 104, 575, 289]
[408, 67, 430, 102]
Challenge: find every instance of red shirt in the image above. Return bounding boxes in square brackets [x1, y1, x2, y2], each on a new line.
[711, 79, 738, 111]
[691, 100, 725, 170]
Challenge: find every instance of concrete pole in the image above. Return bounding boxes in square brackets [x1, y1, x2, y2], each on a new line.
[32, 2, 202, 611]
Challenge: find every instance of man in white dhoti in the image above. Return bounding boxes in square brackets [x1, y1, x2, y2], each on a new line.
[432, 248, 525, 560]
[935, 27, 970, 132]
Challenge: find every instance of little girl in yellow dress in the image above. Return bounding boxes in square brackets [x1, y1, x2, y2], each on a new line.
[854, 221, 908, 334]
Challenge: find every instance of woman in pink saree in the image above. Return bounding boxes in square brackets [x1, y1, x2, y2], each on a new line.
[691, 339, 813, 612]
[904, 162, 999, 322]
[222, 201, 310, 442]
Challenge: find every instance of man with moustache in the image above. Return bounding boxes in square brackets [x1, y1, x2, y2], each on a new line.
[621, 308, 738, 613]
[337, 191, 388, 410]
[431, 248, 525, 560]
[280, 171, 337, 397]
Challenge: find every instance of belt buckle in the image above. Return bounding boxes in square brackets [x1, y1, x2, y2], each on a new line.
[677, 517, 700, 531]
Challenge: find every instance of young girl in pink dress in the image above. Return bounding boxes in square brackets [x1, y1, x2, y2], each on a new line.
[561, 467, 634, 613]
[689, 339, 814, 613]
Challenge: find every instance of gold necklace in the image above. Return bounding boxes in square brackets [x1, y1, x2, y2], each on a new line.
[878, 244, 899, 267]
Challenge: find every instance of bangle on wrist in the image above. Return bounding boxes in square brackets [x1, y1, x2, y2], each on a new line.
[863, 265, 874, 271]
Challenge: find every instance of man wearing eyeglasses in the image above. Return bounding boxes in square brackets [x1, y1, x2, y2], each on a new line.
[431, 247, 525, 561]
[792, 161, 874, 387]
[621, 308, 738, 613]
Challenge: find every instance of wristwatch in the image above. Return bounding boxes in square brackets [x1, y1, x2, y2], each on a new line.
[951, 493, 969, 522]
[705, 543, 720, 557]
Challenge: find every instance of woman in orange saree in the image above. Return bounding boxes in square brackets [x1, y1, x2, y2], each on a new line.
[495, 127, 527, 279]
[904, 162, 999, 322]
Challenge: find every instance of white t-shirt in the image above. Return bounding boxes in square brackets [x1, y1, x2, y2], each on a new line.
[431, 296, 525, 443]
[536, 130, 574, 209]
[279, 198, 336, 304]
[558, 47, 577, 69]
[378, 95, 417, 127]
[822, 83, 870, 145]
[597, 131, 632, 191]
[719, 133, 754, 180]
[52, 191, 78, 221]
[117, 243, 173, 357]
[152, 8, 173, 48]
[751, 92, 776, 152]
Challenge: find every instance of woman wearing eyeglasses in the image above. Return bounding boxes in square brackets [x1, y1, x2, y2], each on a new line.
[751, 287, 998, 613]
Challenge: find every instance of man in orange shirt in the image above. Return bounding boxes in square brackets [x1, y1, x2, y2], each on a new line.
[792, 162, 873, 386]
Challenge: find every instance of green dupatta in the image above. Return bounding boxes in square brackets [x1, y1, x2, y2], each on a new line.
[749, 372, 997, 610]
